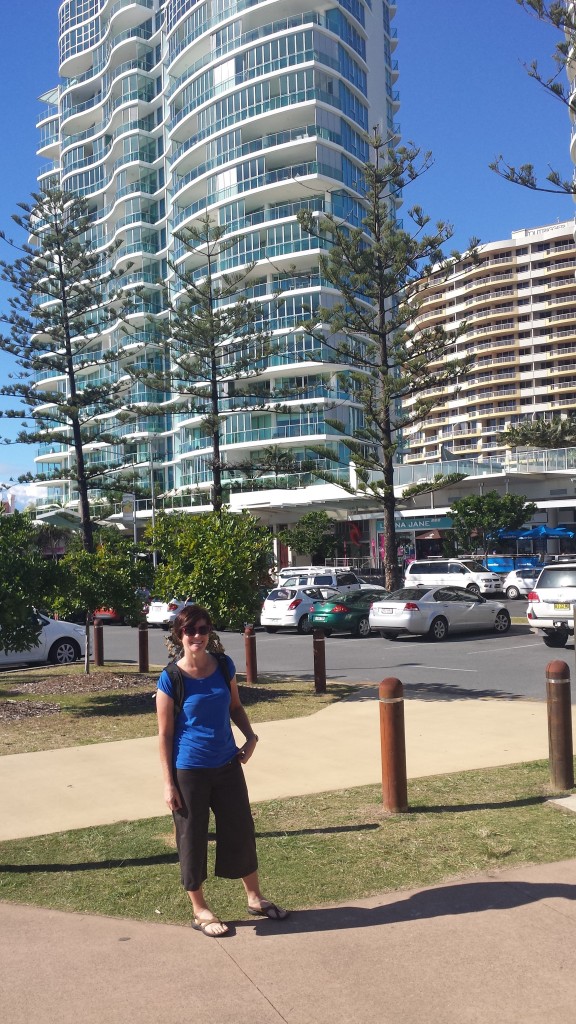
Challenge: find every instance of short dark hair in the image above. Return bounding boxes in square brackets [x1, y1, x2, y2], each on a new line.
[172, 604, 213, 641]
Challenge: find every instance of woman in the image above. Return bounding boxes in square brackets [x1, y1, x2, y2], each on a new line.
[156, 603, 288, 937]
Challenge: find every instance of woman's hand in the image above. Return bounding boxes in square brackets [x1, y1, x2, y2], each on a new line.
[164, 780, 182, 811]
[238, 733, 259, 764]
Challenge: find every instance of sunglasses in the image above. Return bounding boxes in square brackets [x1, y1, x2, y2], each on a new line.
[182, 624, 211, 637]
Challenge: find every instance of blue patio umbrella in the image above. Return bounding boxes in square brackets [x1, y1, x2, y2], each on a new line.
[494, 528, 527, 540]
[518, 525, 575, 539]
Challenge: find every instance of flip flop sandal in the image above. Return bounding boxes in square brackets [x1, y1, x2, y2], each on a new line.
[247, 902, 289, 921]
[192, 915, 229, 937]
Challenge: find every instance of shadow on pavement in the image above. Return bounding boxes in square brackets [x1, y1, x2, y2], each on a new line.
[241, 879, 576, 934]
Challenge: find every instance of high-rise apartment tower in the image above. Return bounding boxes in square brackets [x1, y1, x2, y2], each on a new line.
[35, 0, 399, 509]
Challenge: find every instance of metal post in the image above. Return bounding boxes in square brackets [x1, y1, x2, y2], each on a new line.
[244, 624, 257, 685]
[93, 621, 104, 667]
[546, 659, 574, 791]
[379, 677, 408, 813]
[313, 629, 326, 694]
[138, 621, 149, 673]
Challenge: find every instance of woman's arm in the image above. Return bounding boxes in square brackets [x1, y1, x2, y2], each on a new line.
[156, 690, 182, 810]
[229, 675, 259, 763]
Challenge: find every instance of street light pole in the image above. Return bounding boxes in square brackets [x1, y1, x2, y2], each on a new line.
[149, 443, 158, 569]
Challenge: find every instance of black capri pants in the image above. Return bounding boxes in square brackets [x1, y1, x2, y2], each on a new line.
[173, 757, 258, 891]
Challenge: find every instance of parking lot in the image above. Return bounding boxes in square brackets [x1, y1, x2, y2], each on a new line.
[97, 599, 575, 702]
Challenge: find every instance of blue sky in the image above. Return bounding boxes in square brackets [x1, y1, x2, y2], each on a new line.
[0, 0, 573, 491]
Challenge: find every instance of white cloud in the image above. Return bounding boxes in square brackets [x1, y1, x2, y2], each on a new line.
[2, 483, 49, 511]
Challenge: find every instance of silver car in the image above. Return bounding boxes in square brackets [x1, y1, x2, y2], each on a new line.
[369, 586, 511, 641]
[526, 563, 576, 647]
[502, 568, 540, 600]
[261, 586, 340, 634]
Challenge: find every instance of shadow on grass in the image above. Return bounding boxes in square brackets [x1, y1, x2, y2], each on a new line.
[68, 683, 337, 718]
[0, 823, 379, 874]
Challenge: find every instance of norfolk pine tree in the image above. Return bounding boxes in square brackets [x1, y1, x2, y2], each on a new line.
[0, 189, 140, 552]
[126, 213, 276, 512]
[297, 133, 473, 589]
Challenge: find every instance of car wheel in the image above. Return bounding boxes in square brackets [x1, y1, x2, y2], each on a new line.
[355, 616, 371, 638]
[543, 630, 569, 648]
[428, 616, 448, 641]
[505, 586, 520, 600]
[379, 630, 399, 639]
[297, 614, 312, 634]
[493, 610, 511, 634]
[466, 584, 481, 596]
[264, 626, 279, 633]
[48, 638, 81, 665]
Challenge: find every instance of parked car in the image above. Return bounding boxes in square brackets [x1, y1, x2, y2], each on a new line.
[260, 586, 340, 634]
[0, 612, 86, 666]
[356, 576, 387, 590]
[369, 586, 511, 641]
[278, 568, 363, 593]
[404, 559, 502, 595]
[501, 568, 540, 600]
[526, 563, 576, 647]
[146, 597, 194, 629]
[310, 588, 388, 637]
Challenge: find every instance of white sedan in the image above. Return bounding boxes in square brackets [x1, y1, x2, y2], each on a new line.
[369, 586, 511, 641]
[146, 597, 194, 629]
[0, 613, 86, 666]
[261, 586, 340, 634]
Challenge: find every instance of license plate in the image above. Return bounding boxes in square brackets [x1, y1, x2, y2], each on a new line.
[313, 615, 327, 621]
[379, 608, 394, 614]
[554, 603, 570, 610]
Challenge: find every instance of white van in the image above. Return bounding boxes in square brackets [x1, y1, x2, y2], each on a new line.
[404, 559, 502, 595]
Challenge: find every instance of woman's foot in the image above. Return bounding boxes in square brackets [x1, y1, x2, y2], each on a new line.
[192, 911, 229, 937]
[247, 899, 289, 921]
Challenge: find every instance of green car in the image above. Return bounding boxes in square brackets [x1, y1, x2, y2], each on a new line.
[309, 588, 387, 638]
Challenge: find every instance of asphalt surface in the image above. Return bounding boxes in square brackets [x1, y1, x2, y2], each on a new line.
[95, 608, 576, 701]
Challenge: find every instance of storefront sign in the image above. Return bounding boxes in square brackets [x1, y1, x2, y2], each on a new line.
[376, 515, 453, 531]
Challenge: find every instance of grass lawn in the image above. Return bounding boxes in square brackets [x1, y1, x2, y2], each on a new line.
[0, 760, 575, 925]
[0, 663, 356, 755]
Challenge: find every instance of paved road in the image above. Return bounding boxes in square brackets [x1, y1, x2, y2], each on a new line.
[97, 602, 576, 702]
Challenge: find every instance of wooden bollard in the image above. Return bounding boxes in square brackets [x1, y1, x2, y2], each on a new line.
[138, 621, 149, 673]
[379, 677, 408, 812]
[93, 621, 104, 666]
[546, 660, 574, 791]
[244, 624, 257, 685]
[313, 629, 326, 694]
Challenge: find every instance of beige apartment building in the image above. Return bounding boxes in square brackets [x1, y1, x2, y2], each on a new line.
[402, 220, 576, 463]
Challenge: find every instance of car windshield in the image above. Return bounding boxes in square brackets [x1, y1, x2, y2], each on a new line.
[537, 569, 576, 589]
[267, 588, 296, 601]
[460, 561, 486, 572]
[379, 588, 427, 602]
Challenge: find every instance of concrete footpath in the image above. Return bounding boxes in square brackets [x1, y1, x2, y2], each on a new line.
[0, 686, 570, 841]
[2, 687, 576, 1022]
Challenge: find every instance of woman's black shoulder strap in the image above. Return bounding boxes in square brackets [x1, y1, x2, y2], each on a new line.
[214, 652, 232, 691]
[165, 661, 185, 717]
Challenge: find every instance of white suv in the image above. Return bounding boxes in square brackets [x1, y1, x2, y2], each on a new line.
[526, 563, 576, 648]
[404, 559, 502, 596]
[277, 567, 362, 593]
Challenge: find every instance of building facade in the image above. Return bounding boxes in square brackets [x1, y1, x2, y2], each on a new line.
[35, 0, 399, 509]
[401, 220, 576, 464]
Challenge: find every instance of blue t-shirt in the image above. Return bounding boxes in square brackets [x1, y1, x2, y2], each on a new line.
[157, 655, 238, 769]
